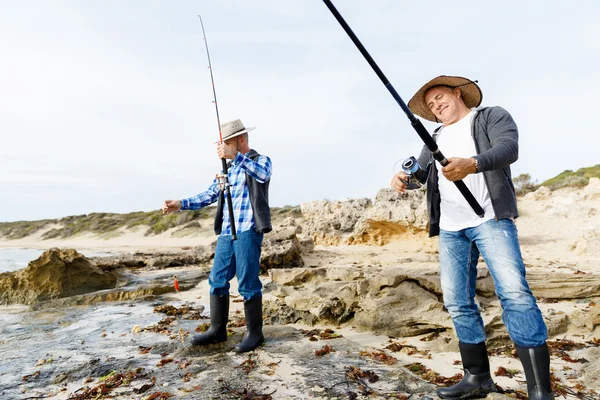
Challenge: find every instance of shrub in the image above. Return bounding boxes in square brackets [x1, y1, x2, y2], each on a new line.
[513, 173, 537, 196]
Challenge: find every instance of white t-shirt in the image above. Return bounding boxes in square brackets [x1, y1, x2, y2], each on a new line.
[436, 111, 495, 231]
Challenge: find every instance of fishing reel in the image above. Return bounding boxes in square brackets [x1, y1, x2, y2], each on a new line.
[400, 156, 428, 186]
[216, 173, 230, 191]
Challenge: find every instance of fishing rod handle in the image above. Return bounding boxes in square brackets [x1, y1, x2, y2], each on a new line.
[453, 181, 485, 217]
[221, 158, 238, 240]
[426, 145, 485, 217]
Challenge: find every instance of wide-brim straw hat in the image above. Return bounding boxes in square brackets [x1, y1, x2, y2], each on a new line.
[218, 119, 256, 142]
[408, 75, 482, 122]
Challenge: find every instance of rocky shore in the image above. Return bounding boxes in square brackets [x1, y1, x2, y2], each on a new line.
[2, 180, 600, 399]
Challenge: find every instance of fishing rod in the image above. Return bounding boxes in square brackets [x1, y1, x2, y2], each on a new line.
[322, 0, 484, 218]
[198, 15, 238, 239]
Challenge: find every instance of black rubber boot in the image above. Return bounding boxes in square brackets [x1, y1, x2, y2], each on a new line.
[437, 342, 497, 399]
[191, 294, 229, 346]
[234, 296, 264, 353]
[516, 343, 554, 400]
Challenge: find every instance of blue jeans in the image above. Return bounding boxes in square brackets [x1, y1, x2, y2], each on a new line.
[439, 219, 547, 347]
[209, 229, 264, 300]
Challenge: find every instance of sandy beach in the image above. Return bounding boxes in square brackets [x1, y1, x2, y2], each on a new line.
[0, 224, 215, 253]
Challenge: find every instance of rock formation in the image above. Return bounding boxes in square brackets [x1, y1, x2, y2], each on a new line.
[0, 248, 117, 305]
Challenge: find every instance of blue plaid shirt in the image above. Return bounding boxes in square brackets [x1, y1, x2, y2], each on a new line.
[180, 151, 272, 236]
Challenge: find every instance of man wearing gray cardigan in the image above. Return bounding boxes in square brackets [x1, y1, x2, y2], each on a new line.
[391, 76, 552, 400]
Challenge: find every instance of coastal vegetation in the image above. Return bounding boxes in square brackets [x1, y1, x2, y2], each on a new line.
[0, 209, 214, 240]
[539, 164, 600, 190]
[0, 205, 301, 240]
[513, 164, 599, 196]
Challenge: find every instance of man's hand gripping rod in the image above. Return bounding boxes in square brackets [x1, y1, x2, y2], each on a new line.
[322, 0, 484, 217]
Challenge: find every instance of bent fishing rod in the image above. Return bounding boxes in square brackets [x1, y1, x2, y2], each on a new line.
[198, 15, 238, 239]
[322, 0, 484, 218]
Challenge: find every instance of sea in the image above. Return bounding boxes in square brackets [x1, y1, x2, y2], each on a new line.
[0, 248, 113, 273]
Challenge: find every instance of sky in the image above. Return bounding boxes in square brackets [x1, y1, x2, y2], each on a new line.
[1, 0, 598, 222]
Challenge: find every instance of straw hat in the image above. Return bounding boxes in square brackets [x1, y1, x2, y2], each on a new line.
[220, 119, 255, 141]
[408, 76, 482, 122]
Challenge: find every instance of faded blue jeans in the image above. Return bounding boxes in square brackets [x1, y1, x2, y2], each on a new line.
[209, 229, 263, 300]
[439, 219, 547, 347]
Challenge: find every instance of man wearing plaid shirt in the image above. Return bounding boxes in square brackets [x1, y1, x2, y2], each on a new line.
[163, 118, 272, 353]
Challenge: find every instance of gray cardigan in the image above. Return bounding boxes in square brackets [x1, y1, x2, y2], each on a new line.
[415, 106, 519, 237]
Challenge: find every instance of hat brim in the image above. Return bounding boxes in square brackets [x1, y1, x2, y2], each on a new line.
[215, 127, 256, 143]
[408, 76, 482, 122]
